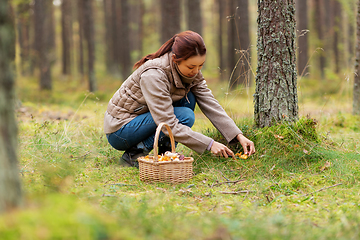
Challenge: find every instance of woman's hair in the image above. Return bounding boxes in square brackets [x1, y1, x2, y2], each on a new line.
[133, 31, 206, 69]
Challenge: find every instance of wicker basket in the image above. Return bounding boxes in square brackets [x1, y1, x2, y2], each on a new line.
[138, 122, 194, 184]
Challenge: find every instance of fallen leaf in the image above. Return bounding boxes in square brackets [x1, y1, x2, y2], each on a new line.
[320, 161, 331, 171]
[303, 149, 309, 154]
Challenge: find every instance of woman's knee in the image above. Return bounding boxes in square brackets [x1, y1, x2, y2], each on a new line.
[175, 107, 195, 127]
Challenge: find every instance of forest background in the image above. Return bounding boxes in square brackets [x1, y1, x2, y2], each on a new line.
[1, 0, 360, 239]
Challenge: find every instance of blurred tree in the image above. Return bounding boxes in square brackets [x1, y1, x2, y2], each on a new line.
[0, 0, 22, 213]
[186, 0, 202, 35]
[15, 0, 32, 76]
[227, 0, 251, 89]
[119, 0, 131, 78]
[77, 0, 85, 77]
[34, 0, 53, 90]
[333, 0, 342, 74]
[254, 0, 298, 128]
[354, 0, 360, 115]
[160, 0, 181, 43]
[217, 0, 225, 81]
[314, 0, 325, 79]
[61, 0, 73, 75]
[83, 0, 96, 92]
[103, 0, 118, 75]
[295, 0, 309, 77]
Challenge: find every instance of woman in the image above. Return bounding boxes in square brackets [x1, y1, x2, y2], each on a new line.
[104, 31, 255, 167]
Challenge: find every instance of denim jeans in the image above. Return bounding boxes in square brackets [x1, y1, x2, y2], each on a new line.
[106, 91, 196, 152]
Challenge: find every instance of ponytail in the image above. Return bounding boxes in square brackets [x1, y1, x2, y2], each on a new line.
[133, 34, 177, 69]
[133, 31, 206, 70]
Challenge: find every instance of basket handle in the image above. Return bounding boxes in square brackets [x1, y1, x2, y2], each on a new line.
[153, 122, 176, 162]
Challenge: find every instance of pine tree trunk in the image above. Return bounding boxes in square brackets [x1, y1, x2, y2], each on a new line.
[254, 0, 299, 128]
[119, 0, 131, 78]
[0, 0, 22, 213]
[77, 0, 84, 76]
[296, 0, 309, 77]
[83, 0, 96, 92]
[34, 0, 52, 90]
[217, 0, 225, 81]
[61, 0, 72, 75]
[236, 0, 251, 86]
[227, 0, 236, 87]
[160, 0, 181, 43]
[333, 0, 341, 74]
[15, 2, 31, 76]
[314, 0, 325, 79]
[103, 0, 114, 74]
[354, 0, 360, 115]
[186, 0, 202, 35]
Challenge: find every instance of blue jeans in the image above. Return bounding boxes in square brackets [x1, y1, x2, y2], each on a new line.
[106, 92, 196, 152]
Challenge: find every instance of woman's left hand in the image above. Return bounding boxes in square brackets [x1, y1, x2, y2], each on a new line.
[236, 134, 255, 156]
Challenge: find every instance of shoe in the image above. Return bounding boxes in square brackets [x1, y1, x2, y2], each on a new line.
[120, 147, 147, 168]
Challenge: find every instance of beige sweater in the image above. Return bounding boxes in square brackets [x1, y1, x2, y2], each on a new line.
[104, 53, 242, 153]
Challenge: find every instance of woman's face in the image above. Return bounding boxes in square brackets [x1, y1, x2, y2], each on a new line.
[176, 54, 206, 78]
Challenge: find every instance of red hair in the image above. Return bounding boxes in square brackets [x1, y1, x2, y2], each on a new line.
[133, 31, 206, 69]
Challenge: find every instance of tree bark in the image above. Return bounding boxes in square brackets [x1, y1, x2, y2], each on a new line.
[333, 0, 341, 74]
[254, 0, 299, 128]
[0, 0, 22, 213]
[33, 0, 53, 90]
[77, 0, 85, 76]
[354, 0, 360, 115]
[119, 0, 131, 78]
[217, 0, 225, 81]
[15, 2, 31, 76]
[186, 0, 202, 35]
[83, 0, 96, 92]
[235, 0, 251, 87]
[61, 0, 72, 75]
[295, 0, 309, 77]
[160, 0, 181, 43]
[227, 0, 236, 87]
[314, 0, 325, 79]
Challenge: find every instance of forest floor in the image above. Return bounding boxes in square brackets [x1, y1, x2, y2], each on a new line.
[1, 76, 359, 239]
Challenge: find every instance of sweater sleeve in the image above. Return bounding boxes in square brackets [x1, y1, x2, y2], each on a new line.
[191, 79, 242, 143]
[140, 69, 213, 153]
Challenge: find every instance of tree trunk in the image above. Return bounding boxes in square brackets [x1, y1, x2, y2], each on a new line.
[227, 0, 236, 87]
[354, 0, 360, 115]
[33, 0, 52, 90]
[333, 0, 341, 74]
[186, 0, 202, 35]
[15, 2, 31, 76]
[83, 0, 96, 92]
[77, 0, 85, 77]
[160, 0, 181, 43]
[61, 0, 72, 75]
[119, 0, 131, 78]
[103, 0, 114, 74]
[254, 0, 299, 128]
[295, 0, 309, 77]
[0, 0, 22, 213]
[235, 0, 251, 87]
[314, 0, 325, 79]
[217, 0, 225, 81]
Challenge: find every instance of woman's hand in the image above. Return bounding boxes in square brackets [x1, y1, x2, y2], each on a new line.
[236, 134, 255, 156]
[210, 141, 235, 158]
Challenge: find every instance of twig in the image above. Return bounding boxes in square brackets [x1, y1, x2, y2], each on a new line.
[101, 194, 116, 197]
[211, 180, 245, 187]
[219, 190, 252, 195]
[241, 189, 250, 203]
[302, 183, 342, 197]
[104, 183, 136, 187]
[70, 151, 91, 161]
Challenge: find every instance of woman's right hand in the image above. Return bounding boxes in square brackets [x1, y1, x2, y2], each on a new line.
[210, 141, 235, 158]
